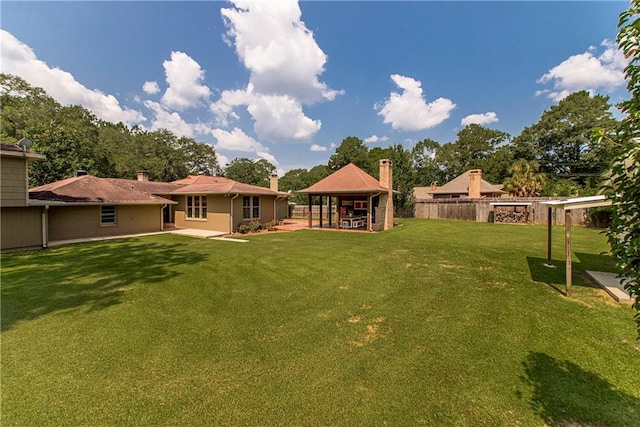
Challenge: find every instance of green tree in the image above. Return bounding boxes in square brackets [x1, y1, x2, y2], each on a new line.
[368, 143, 416, 211]
[280, 168, 311, 204]
[503, 159, 547, 197]
[512, 91, 618, 188]
[224, 157, 276, 187]
[599, 0, 640, 334]
[435, 124, 510, 184]
[411, 138, 440, 187]
[328, 136, 370, 172]
[176, 138, 221, 176]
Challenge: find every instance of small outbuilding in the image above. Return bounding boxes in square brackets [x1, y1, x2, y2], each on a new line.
[297, 160, 395, 232]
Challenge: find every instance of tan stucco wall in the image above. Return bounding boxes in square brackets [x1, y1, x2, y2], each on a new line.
[174, 195, 232, 233]
[1, 207, 43, 250]
[1, 156, 28, 207]
[172, 194, 282, 233]
[48, 205, 162, 241]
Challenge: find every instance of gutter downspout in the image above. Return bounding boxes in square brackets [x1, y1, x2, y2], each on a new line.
[42, 205, 49, 248]
[161, 204, 167, 231]
[230, 194, 240, 233]
[369, 192, 380, 232]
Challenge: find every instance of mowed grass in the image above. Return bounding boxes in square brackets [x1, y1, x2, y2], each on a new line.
[2, 218, 639, 426]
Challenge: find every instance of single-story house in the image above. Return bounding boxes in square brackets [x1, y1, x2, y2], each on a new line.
[297, 159, 395, 232]
[1, 141, 290, 250]
[167, 174, 290, 233]
[413, 169, 505, 200]
[29, 174, 177, 243]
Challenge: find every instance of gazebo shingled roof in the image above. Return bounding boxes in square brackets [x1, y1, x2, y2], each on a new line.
[298, 163, 389, 194]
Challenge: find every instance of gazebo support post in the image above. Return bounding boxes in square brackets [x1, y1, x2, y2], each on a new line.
[328, 196, 332, 227]
[565, 209, 572, 296]
[319, 196, 323, 228]
[308, 194, 312, 229]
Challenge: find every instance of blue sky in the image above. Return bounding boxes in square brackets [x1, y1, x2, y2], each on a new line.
[0, 1, 629, 174]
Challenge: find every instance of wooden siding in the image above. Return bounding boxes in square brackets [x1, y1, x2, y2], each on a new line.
[0, 157, 27, 207]
[1, 207, 42, 250]
[48, 205, 162, 241]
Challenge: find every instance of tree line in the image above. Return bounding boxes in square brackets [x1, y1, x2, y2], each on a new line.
[1, 73, 619, 206]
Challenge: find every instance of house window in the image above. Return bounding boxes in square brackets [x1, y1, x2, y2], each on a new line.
[186, 195, 207, 219]
[101, 205, 116, 225]
[243, 196, 260, 220]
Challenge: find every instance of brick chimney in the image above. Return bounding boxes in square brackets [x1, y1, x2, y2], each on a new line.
[468, 169, 482, 198]
[430, 182, 437, 191]
[270, 173, 279, 192]
[379, 159, 392, 190]
[137, 170, 149, 182]
[379, 159, 394, 230]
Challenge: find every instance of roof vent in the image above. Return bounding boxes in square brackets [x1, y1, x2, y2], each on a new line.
[75, 170, 88, 177]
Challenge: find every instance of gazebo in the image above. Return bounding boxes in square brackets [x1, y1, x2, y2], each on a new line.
[297, 160, 395, 232]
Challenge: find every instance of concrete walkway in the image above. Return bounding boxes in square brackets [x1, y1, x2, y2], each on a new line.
[169, 229, 226, 238]
[586, 271, 634, 304]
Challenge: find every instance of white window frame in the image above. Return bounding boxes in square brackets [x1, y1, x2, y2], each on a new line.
[101, 205, 117, 226]
[242, 196, 260, 220]
[186, 195, 207, 220]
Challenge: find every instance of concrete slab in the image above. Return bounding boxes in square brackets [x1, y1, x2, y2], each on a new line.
[586, 271, 634, 304]
[211, 237, 249, 243]
[170, 229, 227, 239]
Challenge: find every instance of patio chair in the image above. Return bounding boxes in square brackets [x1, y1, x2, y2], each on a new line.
[341, 219, 351, 229]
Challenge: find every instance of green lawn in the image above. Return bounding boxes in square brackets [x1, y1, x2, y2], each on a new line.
[2, 219, 639, 426]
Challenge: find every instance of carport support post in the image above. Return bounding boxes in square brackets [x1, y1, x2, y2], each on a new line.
[546, 206, 553, 266]
[565, 209, 572, 296]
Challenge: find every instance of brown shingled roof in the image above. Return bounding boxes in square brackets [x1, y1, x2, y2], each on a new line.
[414, 170, 504, 198]
[298, 163, 389, 194]
[29, 175, 175, 205]
[169, 175, 289, 196]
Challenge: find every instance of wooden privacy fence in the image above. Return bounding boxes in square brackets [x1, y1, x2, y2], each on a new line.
[290, 205, 336, 218]
[414, 197, 597, 226]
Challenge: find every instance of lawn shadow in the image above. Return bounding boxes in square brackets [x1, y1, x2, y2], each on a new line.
[526, 257, 567, 295]
[519, 352, 640, 426]
[526, 252, 615, 295]
[1, 238, 206, 331]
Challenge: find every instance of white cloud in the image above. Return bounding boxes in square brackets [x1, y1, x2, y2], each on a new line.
[364, 135, 389, 144]
[257, 151, 279, 165]
[310, 144, 327, 152]
[0, 29, 145, 125]
[143, 100, 211, 138]
[211, 127, 268, 152]
[143, 81, 160, 95]
[161, 51, 211, 111]
[211, 127, 279, 165]
[461, 112, 499, 126]
[212, 84, 321, 142]
[217, 153, 230, 168]
[214, 0, 339, 142]
[221, 0, 341, 104]
[537, 39, 626, 102]
[377, 74, 455, 131]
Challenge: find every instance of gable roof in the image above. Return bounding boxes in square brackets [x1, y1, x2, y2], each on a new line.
[298, 163, 390, 194]
[169, 175, 289, 196]
[425, 170, 504, 196]
[29, 175, 175, 205]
